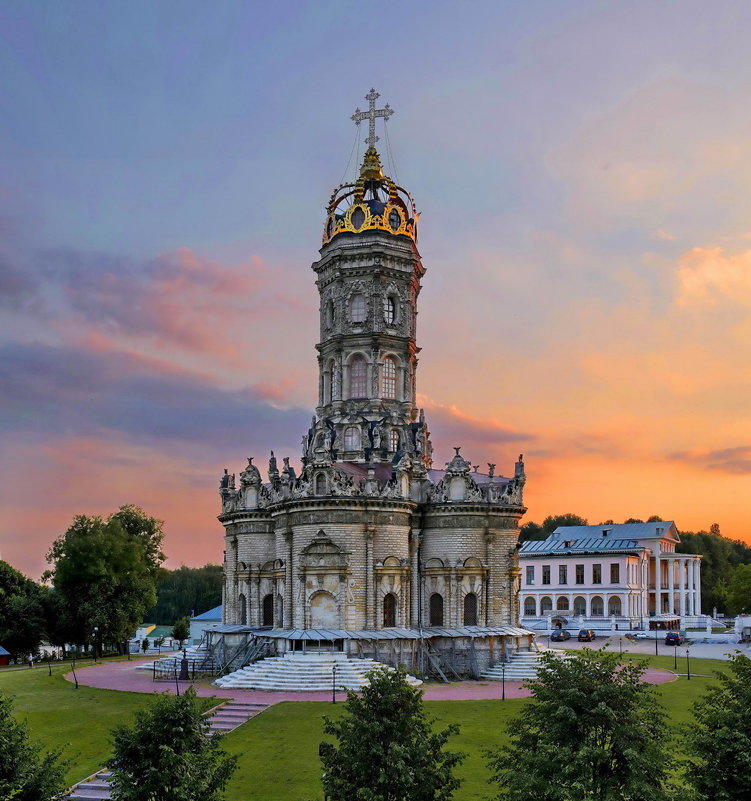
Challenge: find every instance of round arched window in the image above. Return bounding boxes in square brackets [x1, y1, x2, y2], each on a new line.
[350, 294, 366, 323]
[383, 296, 396, 325]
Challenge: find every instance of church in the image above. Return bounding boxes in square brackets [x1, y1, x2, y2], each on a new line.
[216, 92, 532, 679]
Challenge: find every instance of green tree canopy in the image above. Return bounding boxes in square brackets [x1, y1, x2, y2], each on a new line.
[684, 652, 751, 801]
[146, 564, 222, 625]
[320, 666, 464, 801]
[171, 616, 190, 647]
[727, 564, 751, 615]
[108, 686, 237, 801]
[0, 561, 47, 659]
[0, 692, 68, 801]
[519, 513, 588, 543]
[45, 506, 165, 648]
[487, 649, 675, 801]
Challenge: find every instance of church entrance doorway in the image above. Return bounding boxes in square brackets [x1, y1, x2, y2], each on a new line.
[309, 591, 338, 628]
[262, 594, 274, 626]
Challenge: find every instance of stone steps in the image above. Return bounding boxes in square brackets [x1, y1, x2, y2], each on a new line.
[66, 701, 265, 799]
[214, 653, 422, 691]
[480, 648, 569, 682]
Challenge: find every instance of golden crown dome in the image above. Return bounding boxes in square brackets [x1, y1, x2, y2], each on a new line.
[322, 146, 418, 246]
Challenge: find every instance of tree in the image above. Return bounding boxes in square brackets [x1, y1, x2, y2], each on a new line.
[519, 514, 588, 543]
[172, 616, 190, 647]
[727, 564, 751, 615]
[0, 561, 47, 660]
[0, 692, 68, 800]
[141, 638, 150, 654]
[320, 666, 464, 801]
[45, 507, 165, 650]
[108, 686, 237, 801]
[683, 652, 751, 800]
[487, 649, 675, 801]
[146, 564, 223, 625]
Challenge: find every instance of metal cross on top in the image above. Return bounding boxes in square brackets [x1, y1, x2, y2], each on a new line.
[351, 89, 394, 147]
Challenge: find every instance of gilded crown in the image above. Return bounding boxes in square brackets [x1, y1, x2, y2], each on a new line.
[322, 146, 418, 246]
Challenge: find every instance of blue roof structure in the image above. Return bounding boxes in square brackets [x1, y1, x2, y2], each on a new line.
[0, 645, 9, 656]
[191, 604, 222, 622]
[520, 538, 643, 556]
[550, 522, 677, 540]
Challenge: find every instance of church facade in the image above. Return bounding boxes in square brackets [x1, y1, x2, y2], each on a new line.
[217, 93, 530, 671]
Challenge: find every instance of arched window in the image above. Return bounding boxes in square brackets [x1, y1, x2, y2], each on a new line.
[350, 356, 367, 398]
[383, 593, 396, 628]
[383, 295, 396, 325]
[239, 594, 247, 626]
[262, 594, 274, 627]
[350, 294, 366, 323]
[429, 593, 444, 626]
[591, 596, 604, 616]
[540, 596, 553, 613]
[315, 473, 327, 495]
[388, 429, 400, 452]
[463, 593, 478, 626]
[381, 356, 397, 399]
[556, 597, 570, 611]
[326, 359, 337, 403]
[573, 596, 586, 616]
[343, 426, 361, 451]
[608, 596, 622, 616]
[524, 597, 537, 616]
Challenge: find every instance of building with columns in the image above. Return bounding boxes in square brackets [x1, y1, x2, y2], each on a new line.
[215, 92, 532, 676]
[518, 522, 703, 632]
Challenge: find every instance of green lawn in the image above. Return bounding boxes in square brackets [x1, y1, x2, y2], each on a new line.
[0, 653, 728, 799]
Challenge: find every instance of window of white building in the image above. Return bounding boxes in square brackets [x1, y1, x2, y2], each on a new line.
[559, 565, 568, 585]
[542, 565, 551, 585]
[592, 564, 602, 584]
[525, 566, 535, 585]
[591, 596, 604, 616]
[610, 563, 620, 583]
[540, 596, 552, 613]
[524, 597, 536, 616]
[575, 564, 584, 584]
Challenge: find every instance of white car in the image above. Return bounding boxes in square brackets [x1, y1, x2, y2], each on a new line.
[632, 632, 649, 639]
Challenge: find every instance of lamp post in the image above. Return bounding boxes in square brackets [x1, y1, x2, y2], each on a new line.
[501, 661, 506, 701]
[686, 648, 691, 681]
[673, 644, 677, 671]
[93, 627, 98, 662]
[332, 664, 337, 704]
[655, 632, 658, 656]
[619, 636, 622, 656]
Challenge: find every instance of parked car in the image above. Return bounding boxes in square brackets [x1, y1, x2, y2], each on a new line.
[665, 631, 686, 645]
[632, 632, 649, 639]
[550, 630, 571, 642]
[577, 629, 596, 642]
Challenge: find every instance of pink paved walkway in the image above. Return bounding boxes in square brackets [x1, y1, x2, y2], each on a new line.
[65, 657, 676, 705]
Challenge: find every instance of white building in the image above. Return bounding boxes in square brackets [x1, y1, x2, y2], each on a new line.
[518, 522, 703, 631]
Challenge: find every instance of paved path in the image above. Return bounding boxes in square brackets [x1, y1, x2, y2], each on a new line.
[65, 656, 675, 703]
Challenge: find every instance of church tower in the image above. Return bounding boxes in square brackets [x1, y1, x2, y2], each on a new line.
[217, 91, 530, 675]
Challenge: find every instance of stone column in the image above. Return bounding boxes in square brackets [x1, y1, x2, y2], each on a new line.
[586, 593, 592, 618]
[284, 532, 293, 629]
[365, 527, 375, 629]
[253, 571, 262, 627]
[667, 556, 675, 615]
[410, 529, 421, 628]
[654, 548, 661, 615]
[695, 558, 702, 617]
[679, 558, 686, 618]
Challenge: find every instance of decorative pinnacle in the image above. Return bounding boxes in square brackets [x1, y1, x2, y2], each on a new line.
[351, 88, 394, 147]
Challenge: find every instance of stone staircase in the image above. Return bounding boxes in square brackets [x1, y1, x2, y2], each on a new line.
[214, 651, 422, 691]
[66, 699, 265, 800]
[480, 648, 568, 682]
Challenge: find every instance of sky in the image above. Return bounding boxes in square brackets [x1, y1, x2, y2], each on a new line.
[2, 1, 751, 579]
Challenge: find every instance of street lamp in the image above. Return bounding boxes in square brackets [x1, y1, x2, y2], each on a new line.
[619, 636, 623, 656]
[686, 648, 691, 681]
[501, 661, 506, 701]
[93, 627, 99, 662]
[332, 664, 337, 704]
[673, 643, 677, 671]
[654, 632, 659, 656]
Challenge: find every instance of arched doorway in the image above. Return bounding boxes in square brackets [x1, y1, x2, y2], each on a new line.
[262, 593, 274, 626]
[524, 597, 537, 616]
[463, 592, 478, 626]
[383, 593, 397, 628]
[310, 591, 338, 628]
[429, 593, 444, 626]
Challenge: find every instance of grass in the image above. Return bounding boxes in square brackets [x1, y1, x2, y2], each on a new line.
[0, 663, 164, 784]
[0, 651, 729, 799]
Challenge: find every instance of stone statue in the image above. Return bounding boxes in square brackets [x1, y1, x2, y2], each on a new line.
[269, 450, 278, 474]
[240, 457, 261, 487]
[220, 469, 230, 489]
[488, 463, 495, 478]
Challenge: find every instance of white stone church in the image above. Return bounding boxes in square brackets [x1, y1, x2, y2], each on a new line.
[214, 92, 533, 680]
